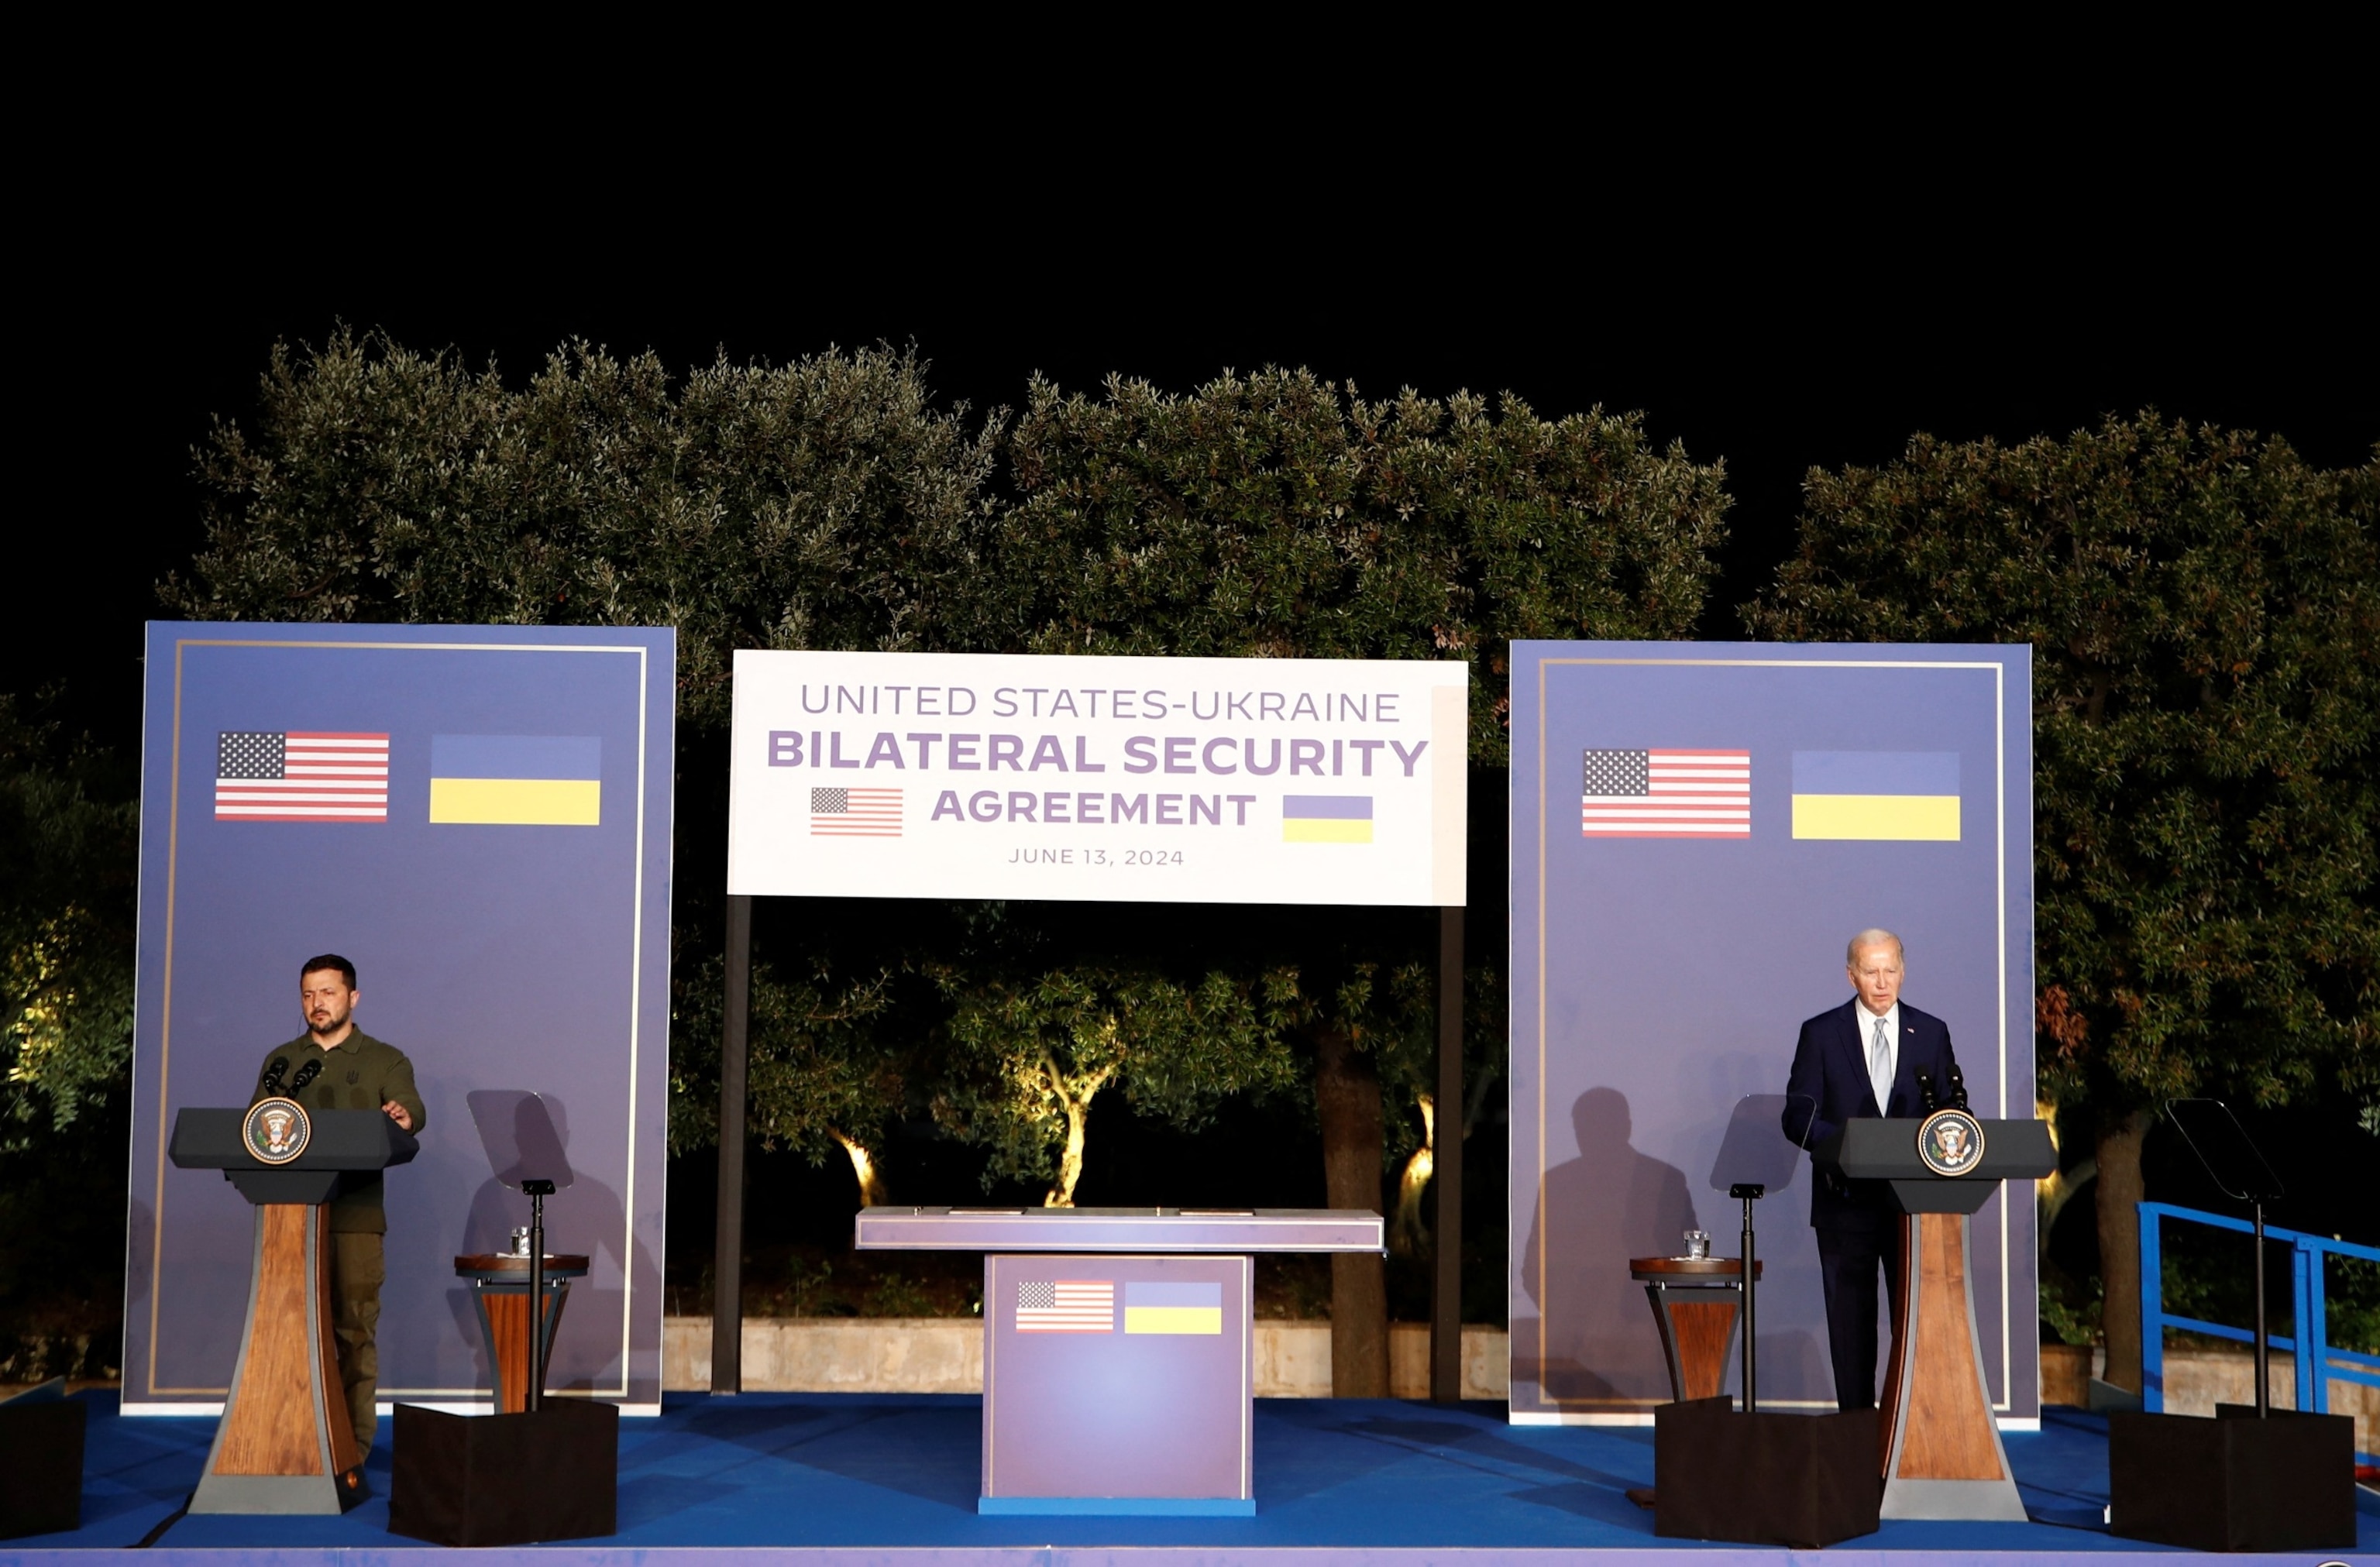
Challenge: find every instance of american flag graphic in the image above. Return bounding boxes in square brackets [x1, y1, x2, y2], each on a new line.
[1016, 1279, 1114, 1333]
[810, 786, 903, 837]
[1581, 749, 1750, 837]
[216, 732, 391, 822]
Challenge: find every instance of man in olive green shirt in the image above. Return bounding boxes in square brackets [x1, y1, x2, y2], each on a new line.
[250, 954, 425, 1456]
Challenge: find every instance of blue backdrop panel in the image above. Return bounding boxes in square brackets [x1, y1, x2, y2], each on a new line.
[1508, 641, 2034, 1421]
[125, 624, 675, 1411]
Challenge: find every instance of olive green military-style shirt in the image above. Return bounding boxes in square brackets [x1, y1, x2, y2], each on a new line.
[250, 1029, 426, 1233]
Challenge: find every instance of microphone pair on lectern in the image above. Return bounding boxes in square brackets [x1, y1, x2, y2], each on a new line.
[1913, 1064, 1970, 1114]
[259, 1055, 321, 1097]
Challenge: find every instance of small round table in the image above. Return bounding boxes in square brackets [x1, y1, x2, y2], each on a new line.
[1630, 1256, 1762, 1404]
[454, 1253, 590, 1412]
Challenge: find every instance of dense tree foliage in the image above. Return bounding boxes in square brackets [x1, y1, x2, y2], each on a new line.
[1748, 414, 2380, 1390]
[152, 341, 1732, 1381]
[977, 368, 1727, 1383]
[999, 369, 1729, 763]
[166, 331, 1003, 729]
[933, 965, 1302, 1207]
[0, 694, 138, 1144]
[0, 696, 138, 1380]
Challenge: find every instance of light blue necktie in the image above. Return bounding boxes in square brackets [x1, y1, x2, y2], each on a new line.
[1869, 1018, 1892, 1112]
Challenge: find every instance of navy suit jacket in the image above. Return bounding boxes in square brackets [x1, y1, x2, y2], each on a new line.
[1783, 997, 1961, 1230]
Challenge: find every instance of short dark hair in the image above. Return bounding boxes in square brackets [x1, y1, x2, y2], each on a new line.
[301, 954, 357, 989]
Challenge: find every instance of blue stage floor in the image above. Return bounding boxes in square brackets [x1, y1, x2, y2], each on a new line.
[17, 1391, 2379, 1562]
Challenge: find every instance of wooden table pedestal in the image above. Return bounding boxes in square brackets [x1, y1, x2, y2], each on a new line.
[1631, 1256, 1760, 1404]
[454, 1253, 590, 1413]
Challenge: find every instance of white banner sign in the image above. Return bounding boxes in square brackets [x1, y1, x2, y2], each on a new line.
[727, 651, 1467, 905]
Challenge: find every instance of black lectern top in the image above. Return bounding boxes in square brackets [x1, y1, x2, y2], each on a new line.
[171, 1107, 420, 1169]
[169, 1107, 418, 1206]
[1818, 1118, 2055, 1215]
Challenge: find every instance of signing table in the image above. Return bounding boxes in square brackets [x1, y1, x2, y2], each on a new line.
[855, 1206, 1383, 1516]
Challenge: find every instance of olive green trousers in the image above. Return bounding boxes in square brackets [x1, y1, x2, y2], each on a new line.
[330, 1230, 384, 1453]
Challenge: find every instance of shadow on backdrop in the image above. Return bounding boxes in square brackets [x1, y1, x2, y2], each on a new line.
[450, 1091, 657, 1395]
[1518, 1088, 1699, 1403]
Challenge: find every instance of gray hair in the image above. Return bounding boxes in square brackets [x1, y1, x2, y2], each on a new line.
[1846, 928, 1905, 965]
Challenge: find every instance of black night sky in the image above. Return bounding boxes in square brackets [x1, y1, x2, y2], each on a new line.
[16, 187, 2374, 752]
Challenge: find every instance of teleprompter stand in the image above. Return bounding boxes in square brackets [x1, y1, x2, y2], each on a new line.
[389, 1091, 617, 1547]
[2106, 1098, 2356, 1552]
[1653, 1094, 1880, 1548]
[168, 1106, 417, 1514]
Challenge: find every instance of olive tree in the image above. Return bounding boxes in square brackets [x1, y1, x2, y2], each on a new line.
[993, 368, 1726, 1388]
[1747, 415, 2380, 1393]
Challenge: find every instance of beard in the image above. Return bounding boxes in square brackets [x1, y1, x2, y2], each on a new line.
[308, 1006, 351, 1037]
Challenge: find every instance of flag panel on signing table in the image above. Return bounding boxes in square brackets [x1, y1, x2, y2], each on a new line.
[216, 732, 390, 822]
[428, 735, 602, 826]
[1123, 1280, 1223, 1335]
[1580, 749, 1749, 837]
[1016, 1280, 1114, 1332]
[1790, 751, 1960, 840]
[1282, 795, 1373, 843]
[811, 787, 903, 837]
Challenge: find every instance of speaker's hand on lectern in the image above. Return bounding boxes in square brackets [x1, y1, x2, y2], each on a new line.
[383, 1099, 414, 1132]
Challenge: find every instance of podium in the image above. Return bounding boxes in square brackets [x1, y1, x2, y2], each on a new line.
[168, 1105, 417, 1514]
[1817, 1115, 2053, 1521]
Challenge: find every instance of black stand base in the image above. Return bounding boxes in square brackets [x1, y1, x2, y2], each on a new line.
[388, 1400, 618, 1546]
[1653, 1397, 1880, 1548]
[2109, 1404, 2357, 1552]
[0, 1390, 86, 1539]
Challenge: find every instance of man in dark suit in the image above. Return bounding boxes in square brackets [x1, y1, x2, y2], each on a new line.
[1782, 929, 1962, 1412]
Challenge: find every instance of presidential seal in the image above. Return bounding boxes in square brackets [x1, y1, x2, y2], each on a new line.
[1916, 1107, 1985, 1177]
[243, 1096, 311, 1164]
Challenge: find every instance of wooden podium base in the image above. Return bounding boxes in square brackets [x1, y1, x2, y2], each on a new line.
[1877, 1211, 2023, 1521]
[191, 1204, 364, 1514]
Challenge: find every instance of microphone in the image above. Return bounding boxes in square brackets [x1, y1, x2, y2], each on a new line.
[260, 1056, 291, 1095]
[1945, 1063, 1970, 1112]
[1914, 1070, 1940, 1115]
[288, 1059, 323, 1095]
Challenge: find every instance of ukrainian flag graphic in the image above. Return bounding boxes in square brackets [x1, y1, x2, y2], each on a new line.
[1283, 795, 1372, 844]
[428, 736, 602, 826]
[1123, 1280, 1223, 1335]
[1790, 751, 1959, 840]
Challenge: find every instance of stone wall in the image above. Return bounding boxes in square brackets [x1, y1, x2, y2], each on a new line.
[657, 1319, 2367, 1449]
[2040, 1341, 2375, 1453]
[662, 1318, 1512, 1400]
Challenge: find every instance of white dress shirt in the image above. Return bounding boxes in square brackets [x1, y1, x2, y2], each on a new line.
[1860, 1001, 1900, 1113]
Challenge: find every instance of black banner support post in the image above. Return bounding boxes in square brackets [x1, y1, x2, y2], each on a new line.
[1431, 904, 1464, 1403]
[712, 894, 752, 1397]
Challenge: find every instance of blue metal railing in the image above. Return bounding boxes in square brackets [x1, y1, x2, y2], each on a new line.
[2138, 1199, 2380, 1416]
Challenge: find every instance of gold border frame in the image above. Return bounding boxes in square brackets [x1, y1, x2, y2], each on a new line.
[1525, 655, 2017, 1416]
[140, 637, 655, 1400]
